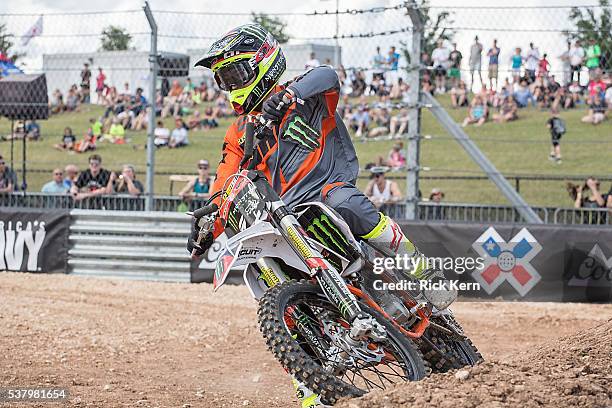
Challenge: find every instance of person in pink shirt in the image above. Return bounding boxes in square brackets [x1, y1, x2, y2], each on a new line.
[387, 143, 406, 169]
[95, 67, 106, 104]
[538, 54, 550, 79]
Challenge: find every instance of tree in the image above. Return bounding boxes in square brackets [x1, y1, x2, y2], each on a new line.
[400, 1, 454, 66]
[0, 23, 23, 63]
[100, 26, 132, 51]
[565, 0, 612, 70]
[251, 13, 290, 44]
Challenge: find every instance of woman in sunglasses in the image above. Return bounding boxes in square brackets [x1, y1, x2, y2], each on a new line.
[178, 160, 212, 200]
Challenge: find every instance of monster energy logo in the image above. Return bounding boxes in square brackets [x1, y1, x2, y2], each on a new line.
[306, 214, 349, 259]
[282, 115, 320, 151]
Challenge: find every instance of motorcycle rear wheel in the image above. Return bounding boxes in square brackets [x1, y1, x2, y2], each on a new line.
[258, 280, 427, 405]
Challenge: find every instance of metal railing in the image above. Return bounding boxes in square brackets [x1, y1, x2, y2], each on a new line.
[1, 192, 610, 226]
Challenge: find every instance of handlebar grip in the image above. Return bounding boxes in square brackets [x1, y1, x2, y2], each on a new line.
[193, 203, 219, 219]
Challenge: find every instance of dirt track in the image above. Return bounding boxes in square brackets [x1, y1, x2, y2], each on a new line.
[1, 272, 611, 407]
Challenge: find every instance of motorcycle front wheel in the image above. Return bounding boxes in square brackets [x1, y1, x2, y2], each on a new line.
[258, 280, 427, 405]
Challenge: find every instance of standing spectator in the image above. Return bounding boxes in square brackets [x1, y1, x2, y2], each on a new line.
[450, 80, 469, 108]
[462, 94, 488, 127]
[525, 43, 540, 83]
[0, 155, 16, 193]
[569, 40, 586, 84]
[469, 36, 484, 91]
[559, 42, 572, 86]
[41, 169, 69, 193]
[428, 188, 446, 220]
[431, 40, 450, 93]
[54, 126, 76, 151]
[571, 178, 606, 209]
[371, 46, 386, 82]
[546, 108, 565, 164]
[364, 167, 402, 209]
[63, 164, 79, 190]
[95, 67, 106, 104]
[304, 52, 320, 71]
[581, 93, 607, 125]
[538, 53, 551, 79]
[179, 160, 213, 199]
[429, 188, 444, 203]
[154, 120, 170, 147]
[386, 143, 406, 169]
[80, 62, 91, 103]
[114, 164, 144, 196]
[585, 38, 601, 76]
[169, 118, 189, 148]
[386, 46, 400, 84]
[448, 43, 463, 88]
[510, 48, 523, 85]
[487, 39, 501, 91]
[70, 154, 114, 201]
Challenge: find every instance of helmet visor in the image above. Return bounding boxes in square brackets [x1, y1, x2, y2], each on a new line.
[214, 60, 255, 92]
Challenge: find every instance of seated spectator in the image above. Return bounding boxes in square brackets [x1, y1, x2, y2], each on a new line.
[25, 120, 41, 141]
[387, 143, 406, 169]
[605, 84, 612, 112]
[63, 164, 79, 190]
[161, 80, 183, 118]
[462, 95, 488, 127]
[492, 96, 518, 123]
[367, 107, 390, 138]
[41, 168, 69, 194]
[178, 160, 213, 199]
[103, 118, 126, 144]
[0, 155, 17, 193]
[65, 85, 80, 111]
[50, 89, 65, 114]
[90, 117, 103, 140]
[389, 108, 409, 138]
[513, 80, 536, 107]
[202, 107, 219, 129]
[450, 81, 469, 108]
[214, 94, 230, 118]
[187, 110, 202, 130]
[350, 107, 370, 138]
[581, 93, 607, 125]
[70, 154, 114, 201]
[154, 120, 170, 147]
[364, 166, 402, 209]
[114, 164, 144, 196]
[587, 74, 606, 104]
[389, 77, 409, 100]
[73, 127, 97, 153]
[54, 127, 76, 151]
[169, 118, 189, 148]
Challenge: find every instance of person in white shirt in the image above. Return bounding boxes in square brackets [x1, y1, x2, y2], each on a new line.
[153, 120, 170, 147]
[431, 40, 451, 93]
[169, 118, 189, 148]
[364, 166, 402, 209]
[559, 42, 572, 86]
[569, 40, 586, 84]
[524, 43, 540, 83]
[304, 52, 320, 71]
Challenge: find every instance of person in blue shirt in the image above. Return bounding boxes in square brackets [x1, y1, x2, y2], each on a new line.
[386, 46, 401, 85]
[510, 47, 523, 84]
[41, 169, 69, 194]
[487, 39, 500, 91]
[25, 120, 41, 141]
[513, 79, 536, 107]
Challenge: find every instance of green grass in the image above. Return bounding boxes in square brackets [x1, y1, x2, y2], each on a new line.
[0, 96, 609, 207]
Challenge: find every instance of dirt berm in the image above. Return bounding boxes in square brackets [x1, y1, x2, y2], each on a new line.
[338, 318, 612, 408]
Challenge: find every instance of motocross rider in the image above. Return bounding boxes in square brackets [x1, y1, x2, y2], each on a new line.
[189, 23, 432, 407]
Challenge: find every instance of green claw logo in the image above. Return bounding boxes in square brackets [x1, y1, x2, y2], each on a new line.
[282, 115, 320, 151]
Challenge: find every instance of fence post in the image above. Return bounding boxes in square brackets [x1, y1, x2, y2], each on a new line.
[404, 2, 423, 220]
[143, 2, 158, 212]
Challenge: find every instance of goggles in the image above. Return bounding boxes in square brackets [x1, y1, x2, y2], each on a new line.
[214, 60, 256, 92]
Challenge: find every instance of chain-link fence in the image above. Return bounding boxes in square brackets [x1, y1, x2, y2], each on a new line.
[0, 2, 610, 216]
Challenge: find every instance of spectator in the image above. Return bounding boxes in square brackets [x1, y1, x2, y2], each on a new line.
[70, 154, 113, 201]
[305, 52, 320, 71]
[65, 86, 79, 111]
[525, 42, 540, 83]
[364, 166, 402, 209]
[372, 46, 386, 81]
[202, 107, 219, 129]
[350, 106, 370, 138]
[450, 80, 469, 108]
[367, 106, 391, 138]
[105, 118, 126, 144]
[50, 89, 65, 114]
[187, 110, 202, 130]
[0, 155, 16, 193]
[567, 80, 583, 107]
[469, 36, 484, 91]
[386, 46, 400, 84]
[25, 120, 41, 141]
[54, 126, 76, 151]
[585, 38, 601, 76]
[546, 107, 566, 164]
[538, 53, 551, 79]
[429, 188, 445, 203]
[605, 84, 612, 111]
[90, 117, 102, 140]
[154, 120, 170, 147]
[569, 178, 606, 209]
[387, 143, 406, 169]
[73, 126, 97, 153]
[162, 80, 184, 118]
[510, 47, 523, 84]
[493, 96, 518, 123]
[581, 93, 607, 125]
[95, 67, 106, 104]
[462, 94, 488, 127]
[559, 42, 572, 86]
[63, 164, 79, 190]
[487, 39, 500, 91]
[183, 77, 195, 93]
[513, 79, 536, 107]
[80, 62, 91, 103]
[587, 74, 606, 103]
[389, 108, 409, 138]
[445, 43, 462, 87]
[179, 160, 213, 199]
[41, 168, 69, 194]
[428, 188, 445, 220]
[569, 40, 585, 83]
[389, 77, 408, 100]
[169, 118, 189, 148]
[114, 164, 144, 196]
[431, 40, 450, 93]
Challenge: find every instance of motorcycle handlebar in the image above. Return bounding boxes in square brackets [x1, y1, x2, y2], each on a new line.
[193, 203, 219, 219]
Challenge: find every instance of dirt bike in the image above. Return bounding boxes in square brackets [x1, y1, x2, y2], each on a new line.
[190, 120, 482, 405]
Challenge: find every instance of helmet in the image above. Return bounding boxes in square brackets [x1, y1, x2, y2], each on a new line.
[195, 24, 286, 115]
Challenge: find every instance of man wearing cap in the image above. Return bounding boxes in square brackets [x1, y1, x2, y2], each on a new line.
[364, 166, 402, 209]
[179, 160, 213, 199]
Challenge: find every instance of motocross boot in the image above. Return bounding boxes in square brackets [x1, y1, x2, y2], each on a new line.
[291, 378, 326, 408]
[361, 213, 457, 309]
